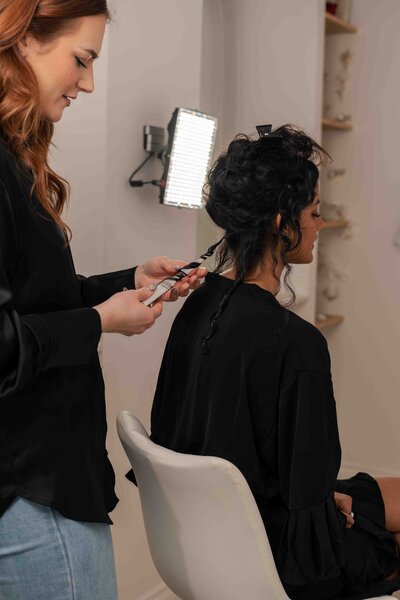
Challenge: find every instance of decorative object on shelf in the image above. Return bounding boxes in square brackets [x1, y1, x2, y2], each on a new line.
[318, 243, 349, 301]
[321, 200, 348, 221]
[326, 2, 338, 15]
[317, 312, 328, 322]
[341, 220, 356, 240]
[323, 32, 355, 120]
[336, 0, 353, 23]
[334, 113, 352, 122]
[327, 168, 346, 179]
[335, 49, 353, 101]
[323, 72, 331, 117]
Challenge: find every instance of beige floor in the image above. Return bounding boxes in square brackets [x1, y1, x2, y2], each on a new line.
[167, 587, 400, 598]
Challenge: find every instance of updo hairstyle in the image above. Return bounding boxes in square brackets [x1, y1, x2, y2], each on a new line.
[200, 124, 329, 353]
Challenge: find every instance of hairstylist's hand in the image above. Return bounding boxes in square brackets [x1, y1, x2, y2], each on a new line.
[94, 287, 162, 336]
[135, 256, 207, 301]
[334, 492, 355, 529]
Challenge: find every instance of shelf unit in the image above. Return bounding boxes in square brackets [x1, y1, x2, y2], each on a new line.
[315, 315, 345, 331]
[321, 218, 349, 230]
[325, 12, 358, 35]
[322, 118, 353, 131]
[316, 11, 358, 332]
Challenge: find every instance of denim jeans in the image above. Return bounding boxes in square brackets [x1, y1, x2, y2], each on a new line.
[0, 497, 118, 600]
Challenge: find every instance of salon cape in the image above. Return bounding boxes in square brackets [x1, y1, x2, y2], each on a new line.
[149, 273, 346, 587]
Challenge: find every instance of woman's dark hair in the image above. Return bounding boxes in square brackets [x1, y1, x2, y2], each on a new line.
[201, 124, 329, 353]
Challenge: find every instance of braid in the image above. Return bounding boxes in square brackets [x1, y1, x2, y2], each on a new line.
[200, 226, 270, 355]
[201, 277, 244, 355]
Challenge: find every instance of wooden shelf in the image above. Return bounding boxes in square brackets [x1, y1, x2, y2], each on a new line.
[316, 12, 355, 337]
[325, 12, 358, 35]
[322, 118, 353, 131]
[315, 315, 344, 331]
[321, 218, 349, 230]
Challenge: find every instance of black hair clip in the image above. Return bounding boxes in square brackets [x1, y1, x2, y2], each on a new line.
[256, 124, 283, 141]
[256, 124, 272, 138]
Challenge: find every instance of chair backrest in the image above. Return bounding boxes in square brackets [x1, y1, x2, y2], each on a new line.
[117, 410, 289, 600]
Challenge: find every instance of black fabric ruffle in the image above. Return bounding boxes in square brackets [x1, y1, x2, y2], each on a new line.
[278, 495, 345, 586]
[336, 472, 400, 597]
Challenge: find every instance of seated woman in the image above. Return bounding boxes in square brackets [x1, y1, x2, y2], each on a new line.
[149, 125, 400, 599]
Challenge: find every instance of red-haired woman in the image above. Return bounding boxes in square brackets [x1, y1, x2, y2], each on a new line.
[0, 2, 204, 598]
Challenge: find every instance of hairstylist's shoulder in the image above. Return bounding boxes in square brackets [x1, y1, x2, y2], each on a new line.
[283, 309, 331, 373]
[0, 172, 14, 215]
[0, 174, 21, 268]
[0, 134, 14, 173]
[0, 135, 27, 190]
[0, 140, 33, 223]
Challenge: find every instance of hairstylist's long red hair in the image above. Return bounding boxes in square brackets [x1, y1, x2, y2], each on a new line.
[0, 0, 110, 238]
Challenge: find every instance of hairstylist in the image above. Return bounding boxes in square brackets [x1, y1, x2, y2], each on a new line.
[0, 2, 204, 599]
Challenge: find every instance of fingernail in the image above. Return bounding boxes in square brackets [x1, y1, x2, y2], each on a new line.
[147, 283, 156, 291]
[171, 288, 178, 299]
[174, 265, 181, 271]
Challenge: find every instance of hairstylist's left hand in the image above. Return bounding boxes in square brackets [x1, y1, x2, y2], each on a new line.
[135, 256, 207, 301]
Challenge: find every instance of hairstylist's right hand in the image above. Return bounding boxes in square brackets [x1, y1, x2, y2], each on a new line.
[94, 287, 163, 336]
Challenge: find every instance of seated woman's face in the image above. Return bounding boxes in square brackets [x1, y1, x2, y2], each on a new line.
[285, 187, 323, 265]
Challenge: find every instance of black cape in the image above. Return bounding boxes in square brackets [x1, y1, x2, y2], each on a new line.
[149, 273, 400, 599]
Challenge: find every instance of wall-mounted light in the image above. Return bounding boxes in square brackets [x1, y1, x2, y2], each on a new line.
[129, 107, 218, 209]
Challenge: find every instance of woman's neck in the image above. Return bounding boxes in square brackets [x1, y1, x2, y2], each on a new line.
[221, 256, 284, 296]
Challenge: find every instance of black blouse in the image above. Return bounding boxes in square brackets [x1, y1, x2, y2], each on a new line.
[0, 137, 135, 523]
[149, 273, 400, 599]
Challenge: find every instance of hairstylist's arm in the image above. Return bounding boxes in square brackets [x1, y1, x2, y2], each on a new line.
[94, 287, 162, 336]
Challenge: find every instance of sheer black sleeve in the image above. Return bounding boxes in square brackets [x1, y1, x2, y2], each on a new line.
[76, 266, 137, 307]
[276, 369, 345, 586]
[0, 179, 101, 399]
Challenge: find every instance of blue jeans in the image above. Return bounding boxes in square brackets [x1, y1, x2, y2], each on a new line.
[0, 497, 118, 600]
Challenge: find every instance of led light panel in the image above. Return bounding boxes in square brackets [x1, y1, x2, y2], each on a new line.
[161, 108, 218, 209]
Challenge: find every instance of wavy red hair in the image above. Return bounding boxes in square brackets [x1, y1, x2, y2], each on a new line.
[0, 0, 110, 238]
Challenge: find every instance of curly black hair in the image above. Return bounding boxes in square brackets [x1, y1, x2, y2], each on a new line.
[201, 124, 329, 353]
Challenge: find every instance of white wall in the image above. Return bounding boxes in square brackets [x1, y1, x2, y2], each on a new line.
[199, 1, 400, 485]
[198, 0, 325, 323]
[325, 0, 400, 478]
[53, 1, 327, 597]
[103, 2, 204, 598]
[52, 31, 109, 275]
[52, 1, 400, 597]
[54, 2, 203, 598]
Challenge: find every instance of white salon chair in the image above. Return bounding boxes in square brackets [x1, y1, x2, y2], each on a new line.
[117, 411, 392, 600]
